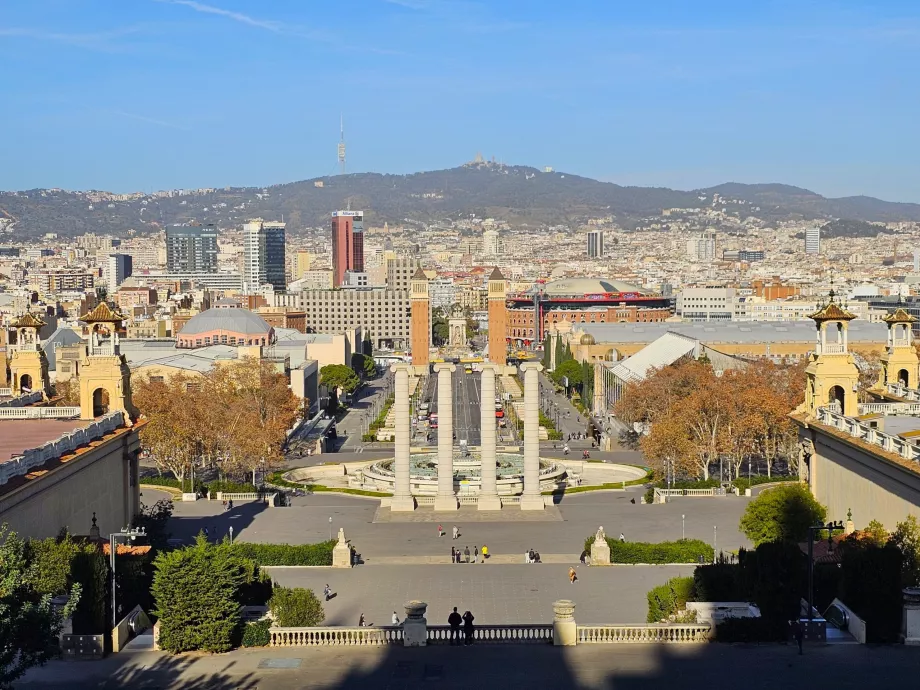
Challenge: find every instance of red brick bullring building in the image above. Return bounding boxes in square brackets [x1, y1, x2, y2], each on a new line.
[506, 278, 672, 347]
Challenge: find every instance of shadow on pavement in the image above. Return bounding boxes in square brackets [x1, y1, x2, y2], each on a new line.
[168, 500, 268, 544]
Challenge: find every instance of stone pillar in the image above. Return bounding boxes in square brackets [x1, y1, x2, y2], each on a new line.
[519, 362, 544, 510]
[390, 363, 415, 511]
[478, 363, 501, 511]
[402, 600, 428, 647]
[332, 527, 352, 568]
[589, 525, 610, 565]
[553, 600, 577, 646]
[434, 363, 458, 511]
[904, 588, 920, 645]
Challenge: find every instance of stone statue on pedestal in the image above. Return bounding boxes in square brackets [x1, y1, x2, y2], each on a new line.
[590, 525, 611, 566]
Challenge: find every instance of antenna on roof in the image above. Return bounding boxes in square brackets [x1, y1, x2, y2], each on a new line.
[337, 114, 346, 175]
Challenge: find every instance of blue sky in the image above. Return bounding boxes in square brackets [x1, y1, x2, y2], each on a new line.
[2, 1, 920, 201]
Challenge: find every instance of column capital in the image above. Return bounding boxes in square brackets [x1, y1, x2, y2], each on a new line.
[390, 362, 414, 374]
[433, 363, 457, 373]
[478, 363, 502, 374]
[519, 361, 544, 373]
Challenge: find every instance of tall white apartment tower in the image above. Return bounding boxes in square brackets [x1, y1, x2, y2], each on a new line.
[586, 230, 604, 258]
[805, 226, 821, 255]
[482, 228, 501, 257]
[244, 219, 287, 292]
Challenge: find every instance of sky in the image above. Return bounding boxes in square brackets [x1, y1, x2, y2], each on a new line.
[2, 0, 920, 201]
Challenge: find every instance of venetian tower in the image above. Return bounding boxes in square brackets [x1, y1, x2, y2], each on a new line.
[802, 291, 859, 417]
[487, 267, 507, 366]
[877, 306, 919, 389]
[9, 312, 50, 398]
[410, 267, 430, 368]
[78, 302, 138, 421]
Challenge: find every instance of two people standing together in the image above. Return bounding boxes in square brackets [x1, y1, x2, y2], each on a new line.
[447, 607, 475, 645]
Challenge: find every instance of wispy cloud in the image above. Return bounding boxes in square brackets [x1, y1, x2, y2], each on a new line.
[109, 109, 192, 131]
[154, 0, 283, 33]
[0, 26, 143, 51]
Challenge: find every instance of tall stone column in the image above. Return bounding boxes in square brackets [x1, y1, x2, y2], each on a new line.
[519, 362, 545, 510]
[434, 363, 458, 511]
[478, 364, 501, 511]
[390, 363, 415, 511]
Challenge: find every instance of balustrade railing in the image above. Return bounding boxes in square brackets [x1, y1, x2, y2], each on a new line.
[270, 627, 403, 646]
[0, 391, 43, 408]
[0, 406, 80, 419]
[577, 624, 711, 643]
[0, 387, 11, 397]
[815, 407, 920, 462]
[885, 382, 920, 401]
[653, 487, 723, 500]
[858, 402, 920, 416]
[821, 343, 846, 354]
[426, 624, 553, 645]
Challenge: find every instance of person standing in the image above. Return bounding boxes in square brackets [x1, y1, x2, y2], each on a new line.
[451, 546, 456, 563]
[462, 610, 475, 646]
[473, 546, 479, 564]
[358, 613, 367, 627]
[323, 584, 332, 601]
[464, 546, 471, 563]
[392, 611, 400, 626]
[452, 525, 459, 540]
[524, 549, 531, 564]
[481, 544, 488, 561]
[448, 607, 463, 645]
[619, 533, 626, 543]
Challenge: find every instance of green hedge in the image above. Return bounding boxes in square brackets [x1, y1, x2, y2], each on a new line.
[208, 480, 258, 496]
[139, 476, 257, 495]
[647, 576, 695, 623]
[140, 476, 202, 493]
[731, 475, 796, 492]
[715, 616, 784, 643]
[241, 619, 271, 647]
[583, 536, 714, 564]
[228, 541, 336, 566]
[269, 586, 324, 627]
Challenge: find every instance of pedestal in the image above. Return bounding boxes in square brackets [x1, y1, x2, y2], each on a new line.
[904, 588, 920, 645]
[590, 526, 611, 565]
[403, 601, 428, 647]
[552, 600, 577, 646]
[332, 528, 352, 568]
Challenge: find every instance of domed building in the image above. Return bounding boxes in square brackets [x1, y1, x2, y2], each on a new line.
[177, 307, 274, 349]
[505, 277, 673, 347]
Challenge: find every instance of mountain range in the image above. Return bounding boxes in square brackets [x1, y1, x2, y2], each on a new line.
[3, 163, 920, 238]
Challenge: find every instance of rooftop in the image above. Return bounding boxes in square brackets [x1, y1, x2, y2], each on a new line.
[579, 320, 888, 344]
[0, 419, 87, 463]
[179, 307, 272, 337]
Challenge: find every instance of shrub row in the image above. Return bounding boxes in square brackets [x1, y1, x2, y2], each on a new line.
[731, 475, 797, 492]
[139, 476, 256, 495]
[584, 537, 714, 564]
[228, 541, 336, 566]
[647, 576, 695, 623]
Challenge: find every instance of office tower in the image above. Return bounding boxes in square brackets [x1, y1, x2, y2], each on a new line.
[243, 219, 286, 292]
[331, 210, 364, 286]
[586, 230, 604, 258]
[482, 228, 501, 257]
[105, 253, 133, 291]
[686, 230, 716, 261]
[805, 227, 821, 255]
[165, 225, 218, 272]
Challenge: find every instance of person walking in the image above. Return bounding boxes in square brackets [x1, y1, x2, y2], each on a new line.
[473, 546, 479, 564]
[448, 607, 463, 645]
[579, 549, 589, 565]
[464, 546, 471, 563]
[569, 567, 578, 584]
[227, 498, 234, 511]
[619, 533, 626, 543]
[481, 544, 488, 561]
[358, 613, 367, 627]
[392, 611, 400, 626]
[452, 525, 459, 540]
[790, 620, 804, 655]
[323, 584, 332, 601]
[438, 524, 444, 538]
[462, 610, 475, 646]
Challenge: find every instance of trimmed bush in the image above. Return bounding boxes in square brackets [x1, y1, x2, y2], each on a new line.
[715, 616, 784, 643]
[647, 576, 695, 622]
[269, 586, 324, 627]
[693, 561, 745, 602]
[207, 480, 257, 497]
[228, 541, 336, 566]
[731, 475, 796, 492]
[140, 475, 202, 493]
[583, 536, 713, 564]
[739, 483, 825, 546]
[241, 619, 271, 647]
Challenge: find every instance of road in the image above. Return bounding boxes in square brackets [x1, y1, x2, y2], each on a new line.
[430, 367, 484, 447]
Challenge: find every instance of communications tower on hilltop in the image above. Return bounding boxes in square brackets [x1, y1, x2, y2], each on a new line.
[337, 115, 346, 175]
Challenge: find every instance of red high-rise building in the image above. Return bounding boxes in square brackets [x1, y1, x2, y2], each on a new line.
[331, 211, 364, 286]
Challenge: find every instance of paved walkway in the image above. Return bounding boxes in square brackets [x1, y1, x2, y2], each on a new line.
[17, 639, 920, 689]
[371, 505, 564, 523]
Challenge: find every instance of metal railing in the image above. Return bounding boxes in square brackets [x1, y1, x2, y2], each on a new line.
[0, 406, 80, 419]
[427, 624, 553, 645]
[0, 410, 125, 485]
[269, 626, 403, 646]
[577, 624, 711, 643]
[815, 407, 920, 462]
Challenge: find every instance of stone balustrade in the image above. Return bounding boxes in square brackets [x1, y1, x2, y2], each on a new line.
[427, 624, 553, 644]
[816, 406, 920, 462]
[0, 387, 11, 397]
[270, 627, 403, 647]
[653, 487, 724, 501]
[577, 624, 711, 643]
[0, 406, 80, 419]
[0, 410, 125, 485]
[886, 382, 920, 401]
[0, 390, 43, 408]
[858, 402, 920, 415]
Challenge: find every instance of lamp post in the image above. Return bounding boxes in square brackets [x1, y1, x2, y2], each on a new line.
[713, 525, 717, 562]
[682, 514, 685, 541]
[807, 520, 845, 619]
[329, 516, 333, 541]
[109, 526, 146, 629]
[229, 525, 234, 544]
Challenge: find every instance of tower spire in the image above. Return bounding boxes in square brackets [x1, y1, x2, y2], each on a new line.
[337, 114, 346, 175]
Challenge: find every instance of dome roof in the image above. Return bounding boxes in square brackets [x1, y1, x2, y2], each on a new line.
[542, 278, 646, 296]
[579, 333, 596, 345]
[179, 308, 272, 337]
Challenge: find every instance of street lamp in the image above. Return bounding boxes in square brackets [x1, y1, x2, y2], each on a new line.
[682, 514, 685, 541]
[229, 525, 234, 544]
[807, 520, 845, 619]
[109, 526, 146, 629]
[329, 516, 333, 541]
[713, 525, 717, 562]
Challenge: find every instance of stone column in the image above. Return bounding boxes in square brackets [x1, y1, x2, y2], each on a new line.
[390, 363, 415, 512]
[402, 600, 428, 647]
[478, 363, 501, 511]
[552, 600, 577, 646]
[434, 363, 458, 511]
[519, 362, 545, 510]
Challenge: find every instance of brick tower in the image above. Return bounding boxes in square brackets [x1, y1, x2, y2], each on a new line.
[410, 267, 430, 367]
[487, 267, 507, 366]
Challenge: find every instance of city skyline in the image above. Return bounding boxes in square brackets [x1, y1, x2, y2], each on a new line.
[2, 1, 920, 201]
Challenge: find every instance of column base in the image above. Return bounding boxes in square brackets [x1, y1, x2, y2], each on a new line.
[434, 495, 458, 511]
[390, 496, 417, 512]
[520, 494, 545, 511]
[477, 494, 502, 511]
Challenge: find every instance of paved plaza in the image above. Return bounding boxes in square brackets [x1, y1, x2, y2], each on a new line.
[18, 639, 920, 689]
